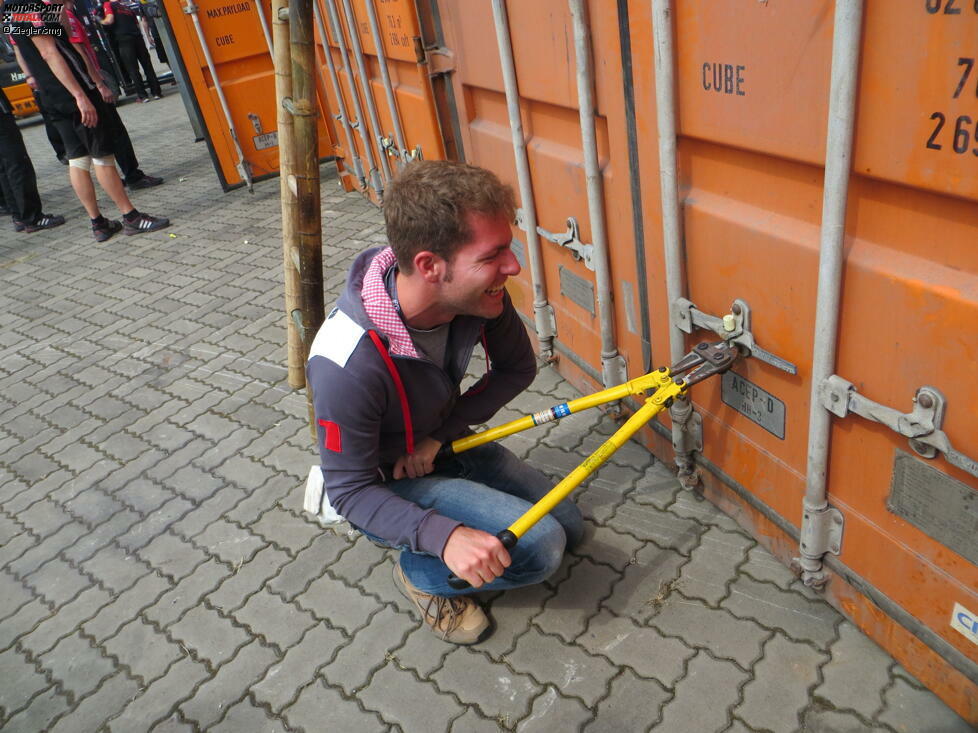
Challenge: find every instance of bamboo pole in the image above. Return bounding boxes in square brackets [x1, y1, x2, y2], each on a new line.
[274, 0, 304, 389]
[290, 0, 325, 439]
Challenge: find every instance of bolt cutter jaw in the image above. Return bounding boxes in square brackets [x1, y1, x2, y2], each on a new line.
[670, 341, 742, 389]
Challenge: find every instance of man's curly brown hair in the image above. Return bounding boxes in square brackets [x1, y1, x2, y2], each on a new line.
[383, 161, 516, 274]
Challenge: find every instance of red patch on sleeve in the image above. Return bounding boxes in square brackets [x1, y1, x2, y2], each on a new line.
[318, 419, 342, 453]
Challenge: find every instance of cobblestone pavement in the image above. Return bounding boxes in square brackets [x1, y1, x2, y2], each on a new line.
[0, 93, 973, 733]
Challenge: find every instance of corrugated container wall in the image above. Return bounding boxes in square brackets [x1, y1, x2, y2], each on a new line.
[430, 1, 978, 720]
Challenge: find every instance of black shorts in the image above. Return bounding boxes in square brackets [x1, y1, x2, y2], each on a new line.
[51, 98, 114, 160]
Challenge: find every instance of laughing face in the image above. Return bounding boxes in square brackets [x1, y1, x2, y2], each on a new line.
[439, 211, 521, 320]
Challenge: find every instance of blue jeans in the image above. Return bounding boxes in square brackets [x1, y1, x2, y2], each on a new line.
[363, 442, 584, 597]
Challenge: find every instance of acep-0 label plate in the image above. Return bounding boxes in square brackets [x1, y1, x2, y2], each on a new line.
[721, 371, 786, 439]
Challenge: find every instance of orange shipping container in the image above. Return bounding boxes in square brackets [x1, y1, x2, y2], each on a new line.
[307, 0, 978, 722]
[160, 0, 336, 189]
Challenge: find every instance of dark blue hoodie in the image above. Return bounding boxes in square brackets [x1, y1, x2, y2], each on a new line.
[307, 246, 536, 558]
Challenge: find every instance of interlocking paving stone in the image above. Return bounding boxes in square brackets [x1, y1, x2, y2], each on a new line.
[0, 598, 52, 653]
[583, 668, 670, 732]
[168, 605, 250, 668]
[389, 622, 450, 678]
[2, 686, 70, 733]
[506, 626, 617, 707]
[19, 585, 113, 656]
[535, 558, 620, 643]
[61, 508, 144, 564]
[283, 679, 388, 733]
[877, 675, 974, 733]
[192, 519, 266, 566]
[266, 529, 350, 601]
[650, 597, 771, 670]
[740, 544, 798, 590]
[655, 650, 747, 733]
[433, 647, 542, 723]
[38, 631, 116, 702]
[814, 622, 892, 720]
[47, 671, 141, 733]
[81, 544, 149, 593]
[450, 707, 507, 732]
[209, 698, 291, 733]
[572, 521, 643, 571]
[722, 574, 840, 647]
[677, 527, 753, 605]
[149, 713, 196, 732]
[162, 464, 224, 502]
[102, 618, 184, 684]
[136, 532, 207, 580]
[23, 557, 92, 609]
[145, 558, 228, 626]
[800, 706, 889, 732]
[250, 506, 320, 554]
[577, 610, 693, 687]
[321, 606, 415, 694]
[232, 588, 317, 652]
[0, 569, 39, 620]
[359, 660, 464, 731]
[327, 534, 388, 585]
[178, 639, 278, 729]
[0, 646, 48, 720]
[251, 623, 345, 713]
[607, 500, 706, 556]
[295, 570, 378, 634]
[600, 541, 687, 622]
[736, 633, 828, 732]
[516, 686, 593, 732]
[107, 657, 211, 733]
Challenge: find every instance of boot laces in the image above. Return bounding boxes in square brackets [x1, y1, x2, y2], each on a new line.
[421, 594, 468, 638]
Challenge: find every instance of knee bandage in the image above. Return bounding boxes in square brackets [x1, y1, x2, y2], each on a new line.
[92, 155, 116, 167]
[68, 156, 92, 171]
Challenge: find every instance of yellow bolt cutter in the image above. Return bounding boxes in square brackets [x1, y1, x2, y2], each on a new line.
[442, 340, 741, 589]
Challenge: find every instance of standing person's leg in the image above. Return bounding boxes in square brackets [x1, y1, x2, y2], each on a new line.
[102, 104, 142, 183]
[133, 37, 161, 98]
[0, 109, 63, 232]
[33, 91, 68, 164]
[117, 37, 147, 100]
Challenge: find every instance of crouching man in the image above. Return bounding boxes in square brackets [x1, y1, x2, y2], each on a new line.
[307, 161, 583, 644]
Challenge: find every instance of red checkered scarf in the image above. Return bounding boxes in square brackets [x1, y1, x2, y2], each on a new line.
[360, 247, 418, 358]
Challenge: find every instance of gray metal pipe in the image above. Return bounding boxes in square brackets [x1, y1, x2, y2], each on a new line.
[569, 0, 625, 389]
[490, 0, 554, 358]
[323, 0, 383, 198]
[184, 1, 253, 190]
[651, 0, 698, 483]
[338, 0, 393, 183]
[362, 0, 408, 167]
[312, 1, 366, 188]
[801, 0, 865, 584]
[255, 0, 274, 55]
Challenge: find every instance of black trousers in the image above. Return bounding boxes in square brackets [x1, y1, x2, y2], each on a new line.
[0, 109, 43, 224]
[34, 90, 146, 183]
[117, 35, 161, 99]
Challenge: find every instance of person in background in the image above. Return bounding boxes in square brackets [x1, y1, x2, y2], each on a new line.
[0, 86, 65, 232]
[4, 0, 170, 240]
[99, 0, 159, 102]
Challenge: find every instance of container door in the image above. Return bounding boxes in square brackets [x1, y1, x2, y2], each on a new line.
[625, 0, 978, 716]
[313, 0, 446, 201]
[161, 0, 335, 190]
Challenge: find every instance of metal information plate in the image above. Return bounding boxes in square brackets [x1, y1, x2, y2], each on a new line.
[253, 131, 279, 151]
[559, 266, 595, 314]
[888, 450, 978, 566]
[721, 371, 786, 439]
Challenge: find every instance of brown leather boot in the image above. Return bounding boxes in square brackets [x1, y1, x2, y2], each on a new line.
[393, 564, 492, 645]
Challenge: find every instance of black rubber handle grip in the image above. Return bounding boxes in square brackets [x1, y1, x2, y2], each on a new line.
[446, 530, 518, 590]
